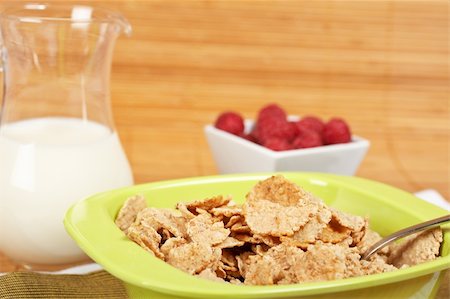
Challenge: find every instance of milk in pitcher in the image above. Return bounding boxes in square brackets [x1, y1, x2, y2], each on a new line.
[0, 117, 133, 266]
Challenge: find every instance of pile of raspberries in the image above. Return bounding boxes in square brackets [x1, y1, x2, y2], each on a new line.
[214, 104, 352, 151]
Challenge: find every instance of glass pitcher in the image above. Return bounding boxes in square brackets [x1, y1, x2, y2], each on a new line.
[0, 4, 134, 269]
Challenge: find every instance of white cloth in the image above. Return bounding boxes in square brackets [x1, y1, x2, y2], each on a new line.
[414, 189, 450, 211]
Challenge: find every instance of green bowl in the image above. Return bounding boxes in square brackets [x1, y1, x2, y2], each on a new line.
[64, 173, 450, 299]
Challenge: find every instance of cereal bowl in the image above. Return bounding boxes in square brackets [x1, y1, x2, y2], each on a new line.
[204, 119, 370, 175]
[64, 173, 449, 299]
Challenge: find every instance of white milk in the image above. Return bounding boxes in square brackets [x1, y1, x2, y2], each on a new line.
[0, 117, 133, 265]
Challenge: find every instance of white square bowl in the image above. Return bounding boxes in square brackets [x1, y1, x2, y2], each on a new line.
[204, 119, 370, 175]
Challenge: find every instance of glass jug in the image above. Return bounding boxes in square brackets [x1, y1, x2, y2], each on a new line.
[0, 4, 134, 269]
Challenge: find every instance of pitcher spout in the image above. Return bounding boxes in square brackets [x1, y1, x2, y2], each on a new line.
[68, 5, 132, 36]
[1, 4, 132, 36]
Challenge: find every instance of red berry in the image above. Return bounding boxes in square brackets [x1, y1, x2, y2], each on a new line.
[249, 124, 261, 143]
[292, 128, 323, 149]
[215, 112, 245, 135]
[254, 104, 289, 144]
[239, 132, 258, 143]
[257, 104, 287, 122]
[323, 118, 351, 144]
[263, 137, 293, 151]
[296, 116, 324, 134]
[258, 118, 298, 143]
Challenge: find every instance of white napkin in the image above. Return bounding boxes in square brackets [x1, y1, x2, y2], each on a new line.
[414, 189, 450, 211]
[38, 262, 103, 275]
[0, 262, 102, 276]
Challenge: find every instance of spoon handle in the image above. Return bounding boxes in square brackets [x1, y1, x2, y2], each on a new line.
[361, 214, 450, 260]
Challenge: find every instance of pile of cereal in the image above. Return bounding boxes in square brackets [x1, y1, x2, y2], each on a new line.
[115, 175, 442, 285]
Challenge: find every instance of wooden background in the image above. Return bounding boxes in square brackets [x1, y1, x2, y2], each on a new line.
[1, 0, 449, 295]
[1, 0, 448, 196]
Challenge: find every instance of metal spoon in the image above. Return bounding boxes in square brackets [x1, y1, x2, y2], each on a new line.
[361, 214, 450, 260]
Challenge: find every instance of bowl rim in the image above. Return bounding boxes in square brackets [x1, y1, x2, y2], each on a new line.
[204, 124, 370, 158]
[64, 172, 450, 299]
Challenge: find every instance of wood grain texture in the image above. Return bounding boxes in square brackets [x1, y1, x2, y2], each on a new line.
[0, 1, 449, 294]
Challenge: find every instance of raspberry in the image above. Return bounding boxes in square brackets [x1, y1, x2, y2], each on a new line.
[292, 128, 323, 149]
[257, 104, 287, 122]
[263, 137, 293, 151]
[214, 112, 244, 135]
[249, 124, 261, 143]
[296, 116, 324, 134]
[239, 132, 258, 143]
[254, 104, 290, 144]
[323, 118, 351, 145]
[257, 118, 298, 143]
